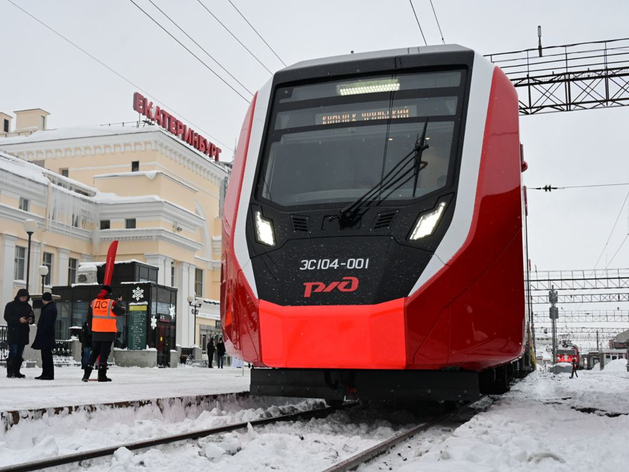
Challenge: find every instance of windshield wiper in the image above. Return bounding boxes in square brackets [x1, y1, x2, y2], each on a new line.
[339, 120, 430, 223]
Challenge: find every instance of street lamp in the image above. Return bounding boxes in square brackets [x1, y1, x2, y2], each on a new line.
[23, 219, 38, 291]
[38, 265, 49, 295]
[187, 294, 203, 347]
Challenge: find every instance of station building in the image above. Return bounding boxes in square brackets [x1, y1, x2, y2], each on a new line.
[0, 108, 229, 352]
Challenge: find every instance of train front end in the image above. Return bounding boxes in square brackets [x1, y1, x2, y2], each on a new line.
[222, 45, 530, 402]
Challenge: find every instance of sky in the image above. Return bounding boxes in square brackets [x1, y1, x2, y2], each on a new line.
[2, 0, 629, 274]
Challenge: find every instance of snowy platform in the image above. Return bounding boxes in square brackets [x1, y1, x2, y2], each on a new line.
[0, 365, 250, 412]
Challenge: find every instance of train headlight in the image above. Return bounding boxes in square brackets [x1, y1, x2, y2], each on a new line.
[254, 210, 276, 246]
[409, 202, 447, 240]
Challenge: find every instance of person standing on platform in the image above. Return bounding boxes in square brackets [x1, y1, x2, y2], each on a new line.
[78, 320, 92, 370]
[32, 292, 57, 380]
[207, 338, 216, 368]
[217, 337, 226, 369]
[4, 288, 34, 378]
[82, 285, 126, 382]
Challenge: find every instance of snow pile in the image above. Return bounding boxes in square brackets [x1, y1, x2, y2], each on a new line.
[601, 359, 628, 372]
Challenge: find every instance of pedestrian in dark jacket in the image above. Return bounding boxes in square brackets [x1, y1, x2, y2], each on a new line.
[31, 292, 57, 380]
[4, 288, 34, 378]
[78, 321, 92, 369]
[570, 358, 579, 379]
[82, 286, 126, 382]
[207, 338, 215, 368]
[217, 337, 226, 369]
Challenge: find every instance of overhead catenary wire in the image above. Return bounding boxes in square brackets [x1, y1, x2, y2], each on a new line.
[227, 0, 287, 67]
[408, 0, 428, 46]
[128, 0, 251, 103]
[429, 0, 446, 44]
[196, 0, 274, 74]
[605, 233, 629, 269]
[146, 0, 254, 95]
[530, 182, 629, 191]
[592, 189, 629, 270]
[5, 0, 232, 151]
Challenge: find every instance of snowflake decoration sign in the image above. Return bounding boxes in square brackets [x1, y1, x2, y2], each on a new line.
[169, 304, 176, 319]
[151, 315, 157, 330]
[132, 286, 144, 302]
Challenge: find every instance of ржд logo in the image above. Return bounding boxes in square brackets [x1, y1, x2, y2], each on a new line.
[303, 276, 359, 298]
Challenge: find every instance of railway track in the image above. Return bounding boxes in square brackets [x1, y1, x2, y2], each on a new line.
[1, 398, 489, 472]
[321, 398, 489, 472]
[0, 401, 348, 472]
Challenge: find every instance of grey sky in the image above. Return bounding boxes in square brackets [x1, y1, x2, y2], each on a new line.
[2, 0, 629, 272]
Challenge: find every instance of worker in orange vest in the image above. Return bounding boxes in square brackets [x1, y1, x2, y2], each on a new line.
[82, 285, 126, 382]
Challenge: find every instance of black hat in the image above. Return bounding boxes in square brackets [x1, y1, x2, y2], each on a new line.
[102, 285, 112, 293]
[42, 292, 53, 301]
[15, 288, 30, 301]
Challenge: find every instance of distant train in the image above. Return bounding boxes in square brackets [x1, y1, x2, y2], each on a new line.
[556, 346, 580, 365]
[221, 45, 534, 404]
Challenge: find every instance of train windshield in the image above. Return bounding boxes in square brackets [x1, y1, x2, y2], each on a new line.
[257, 70, 467, 208]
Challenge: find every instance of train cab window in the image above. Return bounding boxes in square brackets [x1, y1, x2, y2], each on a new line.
[257, 70, 466, 208]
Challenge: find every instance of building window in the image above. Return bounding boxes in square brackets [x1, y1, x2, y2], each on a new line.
[171, 262, 175, 286]
[3, 119, 8, 133]
[61, 168, 69, 177]
[131, 161, 139, 172]
[72, 215, 79, 227]
[68, 257, 78, 285]
[14, 246, 26, 280]
[125, 218, 136, 229]
[43, 252, 53, 286]
[19, 197, 29, 212]
[100, 220, 110, 230]
[40, 115, 46, 130]
[195, 268, 204, 298]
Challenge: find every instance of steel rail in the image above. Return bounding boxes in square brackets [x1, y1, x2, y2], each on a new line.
[321, 399, 484, 472]
[0, 403, 350, 472]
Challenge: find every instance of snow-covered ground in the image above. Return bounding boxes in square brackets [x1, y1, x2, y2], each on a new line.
[362, 363, 629, 472]
[1, 363, 628, 471]
[0, 364, 250, 411]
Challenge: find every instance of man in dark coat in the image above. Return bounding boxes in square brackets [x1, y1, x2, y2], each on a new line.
[207, 338, 215, 368]
[216, 337, 226, 369]
[32, 292, 57, 380]
[82, 285, 126, 382]
[3, 288, 34, 378]
[78, 320, 92, 370]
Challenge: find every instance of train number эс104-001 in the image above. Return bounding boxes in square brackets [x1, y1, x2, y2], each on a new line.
[299, 258, 370, 271]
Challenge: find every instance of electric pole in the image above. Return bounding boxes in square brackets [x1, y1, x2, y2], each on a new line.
[549, 286, 559, 371]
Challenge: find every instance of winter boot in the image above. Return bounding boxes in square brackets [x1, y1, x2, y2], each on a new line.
[82, 364, 93, 382]
[6, 359, 13, 378]
[98, 365, 112, 382]
[14, 358, 25, 379]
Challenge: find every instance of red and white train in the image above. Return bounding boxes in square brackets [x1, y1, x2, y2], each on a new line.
[221, 45, 534, 403]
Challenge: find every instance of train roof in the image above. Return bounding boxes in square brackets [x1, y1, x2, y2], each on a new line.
[284, 44, 473, 72]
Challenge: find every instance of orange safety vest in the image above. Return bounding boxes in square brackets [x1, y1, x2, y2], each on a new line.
[91, 299, 117, 333]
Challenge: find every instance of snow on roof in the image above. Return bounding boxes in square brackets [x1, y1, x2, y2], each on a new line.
[0, 149, 49, 184]
[0, 148, 167, 205]
[0, 124, 161, 146]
